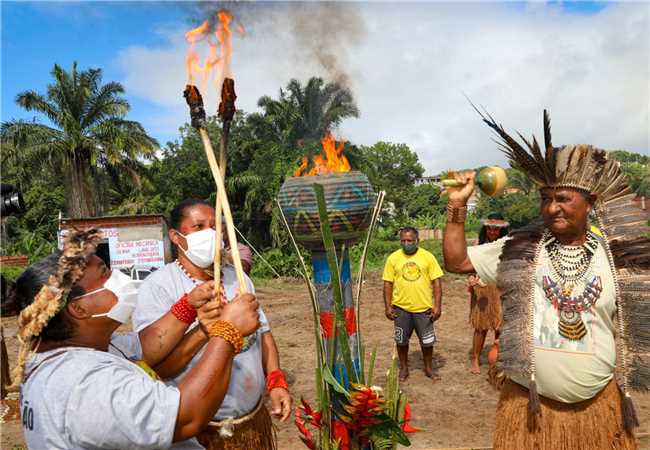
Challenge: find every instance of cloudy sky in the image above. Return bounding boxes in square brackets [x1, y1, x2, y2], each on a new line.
[2, 1, 648, 175]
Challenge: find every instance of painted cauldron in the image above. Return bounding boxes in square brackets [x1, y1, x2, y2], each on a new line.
[278, 171, 375, 248]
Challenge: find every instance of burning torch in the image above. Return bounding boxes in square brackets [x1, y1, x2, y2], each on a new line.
[183, 84, 248, 294]
[183, 9, 246, 296]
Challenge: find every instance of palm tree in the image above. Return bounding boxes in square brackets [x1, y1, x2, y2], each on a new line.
[1, 62, 158, 217]
[255, 77, 359, 149]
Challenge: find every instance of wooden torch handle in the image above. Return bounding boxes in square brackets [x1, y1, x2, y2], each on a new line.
[198, 128, 248, 294]
[213, 123, 229, 299]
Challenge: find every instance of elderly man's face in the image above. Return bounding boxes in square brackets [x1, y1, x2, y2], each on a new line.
[540, 188, 593, 238]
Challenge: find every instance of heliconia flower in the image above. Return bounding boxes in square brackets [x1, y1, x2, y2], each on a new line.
[299, 398, 322, 427]
[332, 420, 350, 450]
[300, 437, 317, 450]
[401, 401, 419, 433]
[295, 407, 317, 449]
[333, 383, 386, 436]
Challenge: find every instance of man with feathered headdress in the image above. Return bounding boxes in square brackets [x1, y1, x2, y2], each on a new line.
[443, 110, 649, 449]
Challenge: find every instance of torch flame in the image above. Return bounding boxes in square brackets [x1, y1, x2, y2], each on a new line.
[184, 9, 240, 93]
[214, 10, 233, 96]
[294, 131, 351, 177]
[185, 21, 211, 86]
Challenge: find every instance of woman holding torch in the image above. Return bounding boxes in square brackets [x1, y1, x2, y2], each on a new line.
[133, 198, 291, 450]
[12, 229, 260, 449]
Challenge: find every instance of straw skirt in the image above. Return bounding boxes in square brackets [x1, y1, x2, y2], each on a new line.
[493, 379, 637, 450]
[469, 283, 502, 331]
[197, 401, 277, 450]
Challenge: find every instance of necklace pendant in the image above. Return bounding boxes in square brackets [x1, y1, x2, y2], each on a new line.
[561, 282, 574, 297]
[558, 310, 587, 340]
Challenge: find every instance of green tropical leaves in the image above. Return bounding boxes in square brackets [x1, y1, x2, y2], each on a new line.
[1, 62, 157, 217]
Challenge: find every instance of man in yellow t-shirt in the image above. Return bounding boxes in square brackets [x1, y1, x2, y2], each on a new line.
[383, 227, 444, 381]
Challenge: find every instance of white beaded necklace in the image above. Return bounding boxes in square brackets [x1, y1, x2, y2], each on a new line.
[175, 259, 203, 286]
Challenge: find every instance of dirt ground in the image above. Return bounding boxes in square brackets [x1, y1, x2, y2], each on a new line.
[2, 273, 650, 449]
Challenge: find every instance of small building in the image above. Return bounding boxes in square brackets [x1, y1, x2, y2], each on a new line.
[58, 214, 172, 285]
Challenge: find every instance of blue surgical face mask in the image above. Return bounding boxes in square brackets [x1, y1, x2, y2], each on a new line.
[401, 243, 418, 255]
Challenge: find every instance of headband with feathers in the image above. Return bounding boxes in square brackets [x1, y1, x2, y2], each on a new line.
[9, 228, 103, 390]
[474, 107, 627, 204]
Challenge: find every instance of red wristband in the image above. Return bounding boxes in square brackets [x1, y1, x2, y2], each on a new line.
[171, 293, 197, 324]
[266, 369, 288, 393]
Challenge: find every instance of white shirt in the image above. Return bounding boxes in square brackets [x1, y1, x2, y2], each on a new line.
[468, 236, 617, 403]
[21, 333, 180, 450]
[133, 263, 270, 420]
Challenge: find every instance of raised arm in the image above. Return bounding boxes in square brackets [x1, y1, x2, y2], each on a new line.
[138, 281, 217, 368]
[152, 327, 208, 379]
[443, 171, 478, 274]
[173, 293, 259, 442]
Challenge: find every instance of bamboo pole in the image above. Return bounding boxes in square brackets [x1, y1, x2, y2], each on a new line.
[198, 128, 247, 293]
[274, 198, 323, 360]
[276, 197, 331, 437]
[184, 84, 246, 293]
[354, 190, 385, 364]
[214, 78, 236, 296]
[213, 122, 229, 296]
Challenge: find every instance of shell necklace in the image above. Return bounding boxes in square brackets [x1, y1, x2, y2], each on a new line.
[542, 230, 602, 340]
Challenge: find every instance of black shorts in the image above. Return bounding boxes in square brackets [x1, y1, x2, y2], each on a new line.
[393, 306, 436, 347]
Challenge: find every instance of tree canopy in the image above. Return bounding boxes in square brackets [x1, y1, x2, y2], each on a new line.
[2, 66, 648, 268]
[1, 62, 158, 217]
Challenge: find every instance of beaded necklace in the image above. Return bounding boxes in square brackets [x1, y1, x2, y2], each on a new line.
[545, 230, 599, 292]
[542, 230, 602, 340]
[174, 259, 203, 286]
[175, 260, 255, 352]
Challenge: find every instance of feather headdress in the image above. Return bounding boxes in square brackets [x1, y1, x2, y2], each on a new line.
[475, 108, 650, 432]
[475, 108, 629, 204]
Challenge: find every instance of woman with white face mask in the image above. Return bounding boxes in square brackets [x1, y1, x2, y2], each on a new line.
[12, 229, 260, 450]
[133, 198, 291, 450]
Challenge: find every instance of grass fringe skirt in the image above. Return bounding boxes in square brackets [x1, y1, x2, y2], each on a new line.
[197, 400, 277, 450]
[494, 379, 637, 450]
[469, 283, 502, 331]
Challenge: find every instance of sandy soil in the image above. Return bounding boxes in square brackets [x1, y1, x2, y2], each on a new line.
[2, 274, 650, 449]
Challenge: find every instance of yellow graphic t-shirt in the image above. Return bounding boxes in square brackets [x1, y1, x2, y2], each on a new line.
[382, 247, 444, 313]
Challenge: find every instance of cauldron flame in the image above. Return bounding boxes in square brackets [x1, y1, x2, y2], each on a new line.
[294, 131, 351, 177]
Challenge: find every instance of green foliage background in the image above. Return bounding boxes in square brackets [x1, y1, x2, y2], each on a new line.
[2, 64, 648, 277]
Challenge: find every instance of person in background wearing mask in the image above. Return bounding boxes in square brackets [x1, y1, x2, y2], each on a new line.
[133, 198, 291, 450]
[382, 226, 444, 382]
[12, 229, 260, 449]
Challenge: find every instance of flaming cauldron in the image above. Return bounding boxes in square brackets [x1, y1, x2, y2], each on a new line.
[278, 171, 374, 248]
[279, 170, 375, 385]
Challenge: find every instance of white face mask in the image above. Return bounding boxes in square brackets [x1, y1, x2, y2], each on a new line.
[177, 228, 217, 268]
[76, 270, 138, 324]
